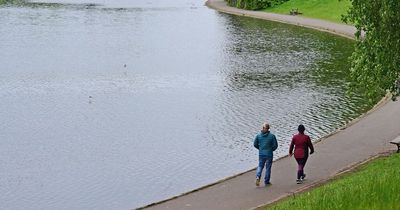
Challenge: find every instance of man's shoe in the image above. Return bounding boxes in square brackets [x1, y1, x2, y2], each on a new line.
[296, 179, 302, 184]
[265, 182, 271, 186]
[256, 177, 260, 186]
[301, 174, 306, 180]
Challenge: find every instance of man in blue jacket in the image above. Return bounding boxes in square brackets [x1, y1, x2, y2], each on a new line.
[254, 123, 278, 186]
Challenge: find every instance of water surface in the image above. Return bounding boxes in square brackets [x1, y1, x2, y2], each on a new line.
[0, 0, 371, 209]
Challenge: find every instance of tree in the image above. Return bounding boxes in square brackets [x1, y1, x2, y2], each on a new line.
[343, 0, 400, 102]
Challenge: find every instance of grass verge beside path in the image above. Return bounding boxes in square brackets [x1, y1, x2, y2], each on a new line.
[268, 153, 400, 210]
[262, 0, 351, 23]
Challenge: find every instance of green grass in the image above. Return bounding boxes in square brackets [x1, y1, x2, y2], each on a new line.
[0, 0, 25, 5]
[262, 0, 351, 23]
[268, 153, 400, 210]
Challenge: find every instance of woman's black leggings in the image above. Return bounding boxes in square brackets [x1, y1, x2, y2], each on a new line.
[295, 157, 308, 179]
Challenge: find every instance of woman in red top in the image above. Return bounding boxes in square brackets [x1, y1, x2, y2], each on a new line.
[289, 124, 314, 184]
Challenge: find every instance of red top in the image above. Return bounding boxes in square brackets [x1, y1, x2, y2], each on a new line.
[289, 133, 314, 159]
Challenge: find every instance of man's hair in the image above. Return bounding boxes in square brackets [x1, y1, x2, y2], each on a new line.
[263, 123, 270, 130]
[298, 124, 305, 133]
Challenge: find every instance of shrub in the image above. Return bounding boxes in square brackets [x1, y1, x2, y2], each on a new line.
[226, 0, 289, 10]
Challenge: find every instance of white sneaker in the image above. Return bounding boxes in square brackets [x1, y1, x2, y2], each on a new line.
[296, 179, 302, 184]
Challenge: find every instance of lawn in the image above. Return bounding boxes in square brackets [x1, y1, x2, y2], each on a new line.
[262, 0, 351, 23]
[268, 153, 400, 210]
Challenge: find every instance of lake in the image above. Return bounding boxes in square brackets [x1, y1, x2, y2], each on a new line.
[0, 0, 371, 209]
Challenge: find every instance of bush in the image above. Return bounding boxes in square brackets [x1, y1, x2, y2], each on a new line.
[226, 0, 289, 10]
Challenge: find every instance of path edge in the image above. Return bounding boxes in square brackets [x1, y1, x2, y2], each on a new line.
[135, 1, 392, 209]
[205, 0, 356, 40]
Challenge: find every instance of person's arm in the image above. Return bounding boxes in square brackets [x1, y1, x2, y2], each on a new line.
[254, 136, 259, 149]
[272, 135, 278, 151]
[308, 136, 314, 154]
[289, 137, 294, 156]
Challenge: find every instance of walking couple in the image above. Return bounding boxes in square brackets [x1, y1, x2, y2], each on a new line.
[253, 123, 314, 186]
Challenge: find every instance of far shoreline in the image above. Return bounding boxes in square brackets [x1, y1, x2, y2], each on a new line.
[205, 0, 357, 40]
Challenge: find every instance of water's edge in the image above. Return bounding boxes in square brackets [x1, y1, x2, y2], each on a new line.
[136, 95, 390, 210]
[135, 1, 389, 209]
[205, 0, 357, 39]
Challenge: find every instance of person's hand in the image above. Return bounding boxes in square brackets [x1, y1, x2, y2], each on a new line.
[289, 153, 293, 157]
[310, 151, 314, 155]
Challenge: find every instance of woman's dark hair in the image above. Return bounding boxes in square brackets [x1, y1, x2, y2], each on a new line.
[298, 124, 305, 133]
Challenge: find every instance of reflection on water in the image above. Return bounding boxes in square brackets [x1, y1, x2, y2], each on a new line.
[0, 1, 371, 209]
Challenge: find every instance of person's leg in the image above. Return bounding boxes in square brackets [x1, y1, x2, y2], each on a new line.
[297, 162, 304, 179]
[264, 157, 273, 184]
[256, 156, 267, 186]
[295, 158, 305, 180]
[301, 156, 308, 179]
[256, 156, 267, 179]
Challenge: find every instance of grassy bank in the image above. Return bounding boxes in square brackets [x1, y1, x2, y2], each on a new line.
[0, 0, 25, 5]
[262, 0, 351, 23]
[268, 153, 400, 210]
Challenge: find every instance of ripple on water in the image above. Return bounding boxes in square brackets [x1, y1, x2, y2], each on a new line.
[0, 3, 373, 210]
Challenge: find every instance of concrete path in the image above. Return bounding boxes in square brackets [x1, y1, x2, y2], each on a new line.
[139, 1, 400, 209]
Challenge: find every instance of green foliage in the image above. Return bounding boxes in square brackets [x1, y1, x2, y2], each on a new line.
[269, 153, 400, 210]
[0, 0, 66, 8]
[0, 0, 26, 5]
[343, 0, 400, 101]
[226, 0, 289, 10]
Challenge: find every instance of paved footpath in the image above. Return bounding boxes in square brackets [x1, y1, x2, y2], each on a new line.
[140, 1, 400, 209]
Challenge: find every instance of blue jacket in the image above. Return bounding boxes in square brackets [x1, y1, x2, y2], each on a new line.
[254, 131, 278, 157]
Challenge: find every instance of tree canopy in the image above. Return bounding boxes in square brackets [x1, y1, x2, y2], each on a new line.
[343, 0, 400, 102]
